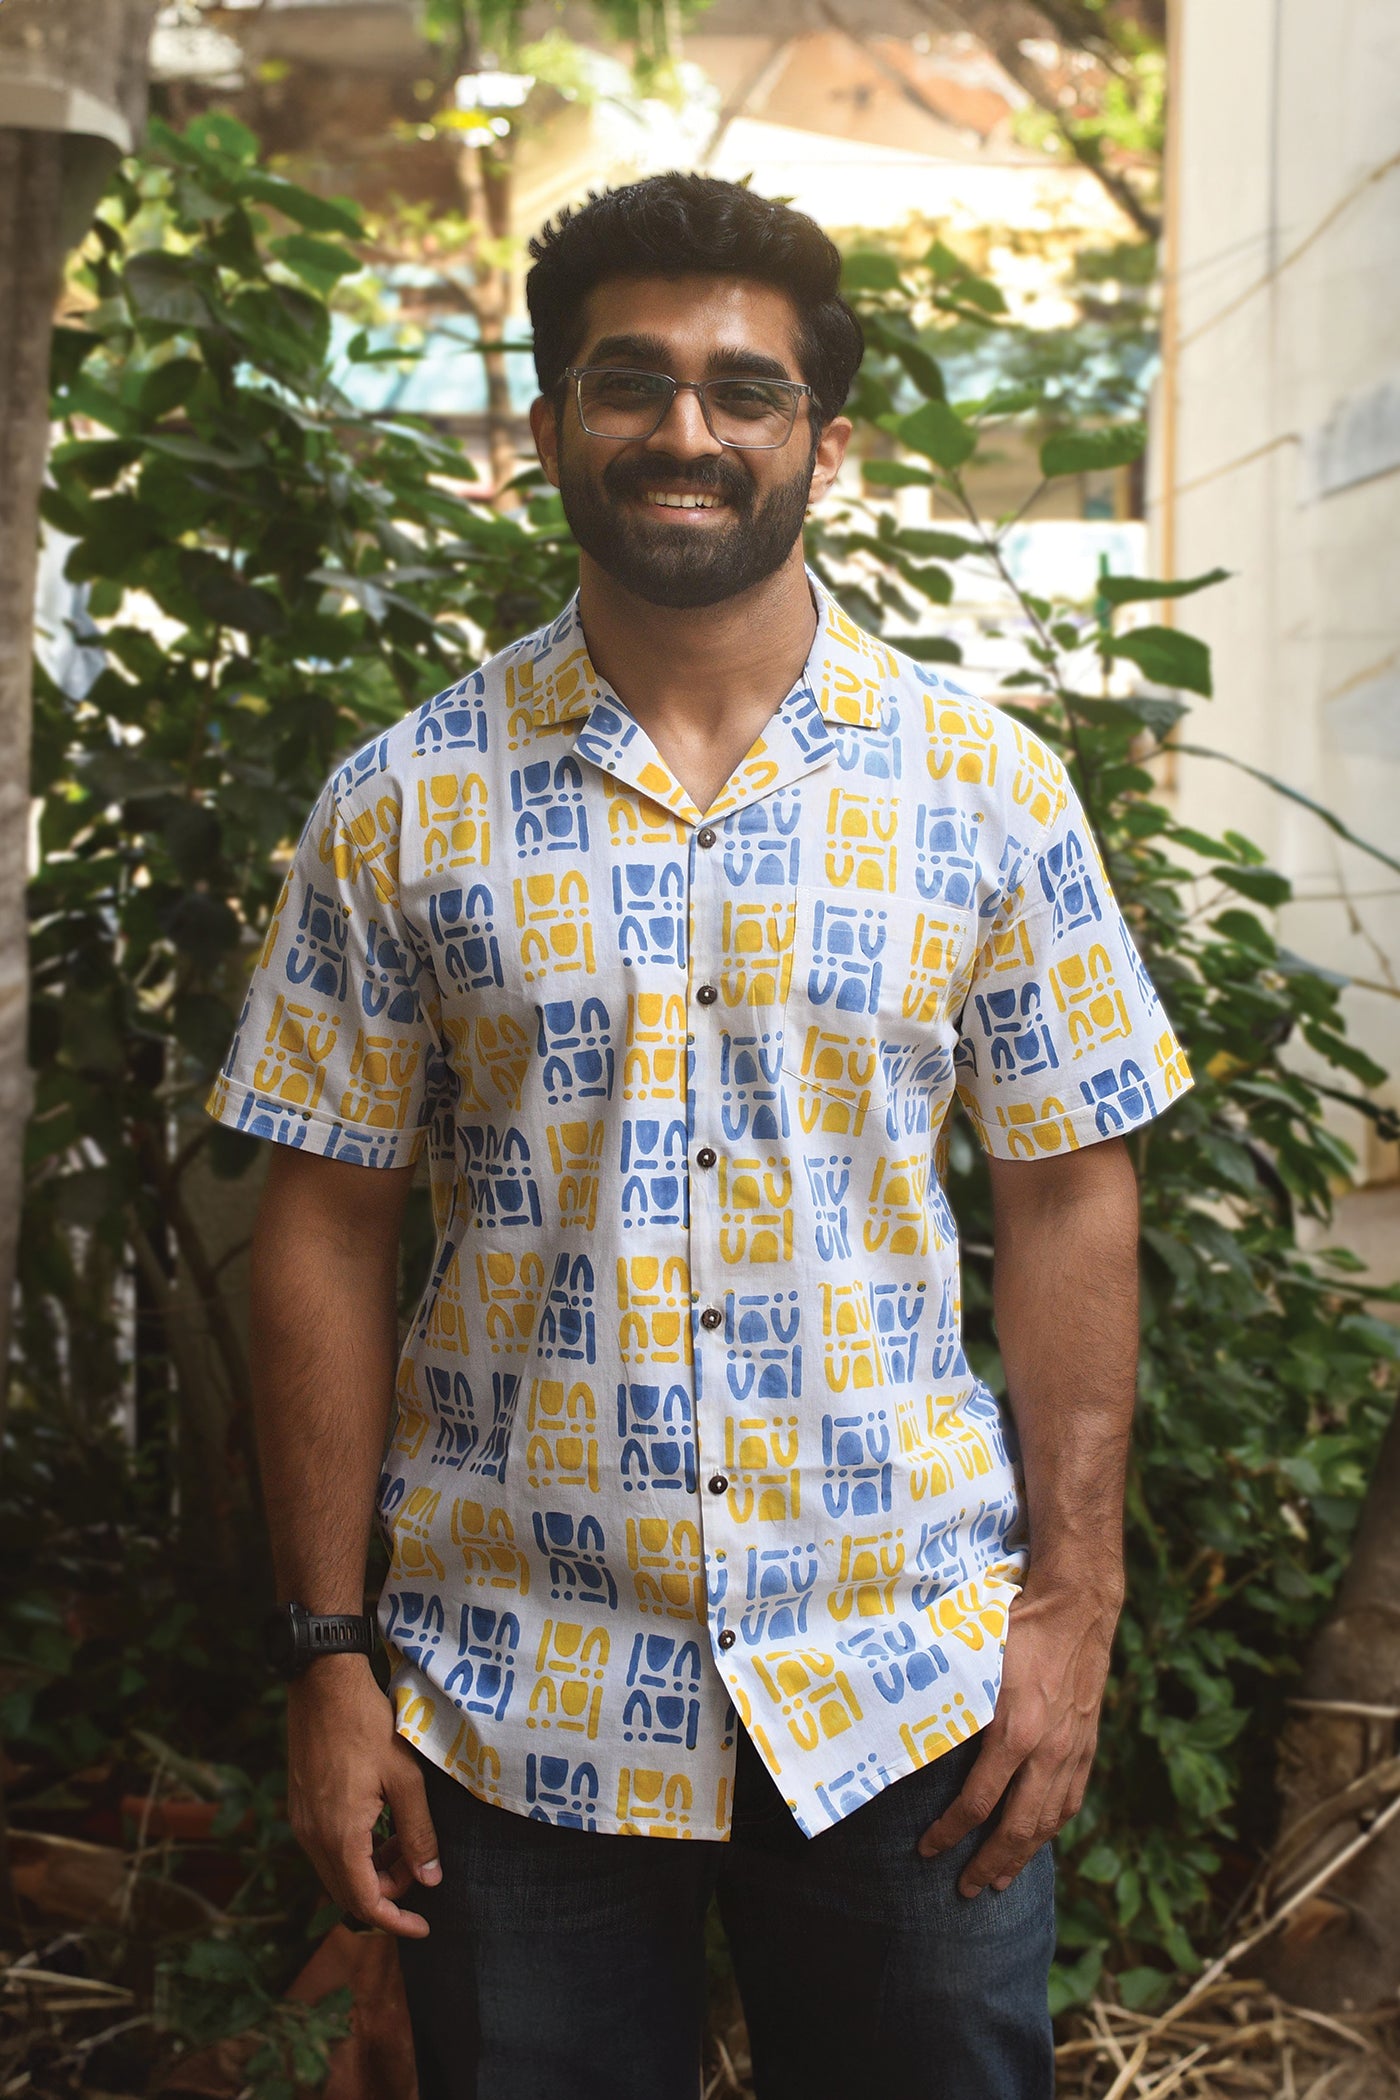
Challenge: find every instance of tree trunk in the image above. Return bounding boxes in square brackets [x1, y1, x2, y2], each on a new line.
[0, 129, 66, 1411]
[1245, 1393, 1400, 2011]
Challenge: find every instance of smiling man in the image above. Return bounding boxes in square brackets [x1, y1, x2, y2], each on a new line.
[212, 174, 1191, 2100]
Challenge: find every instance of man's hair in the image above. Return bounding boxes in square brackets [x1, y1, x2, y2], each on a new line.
[525, 173, 865, 426]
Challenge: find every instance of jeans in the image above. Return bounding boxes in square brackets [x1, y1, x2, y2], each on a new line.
[398, 1728, 1055, 2100]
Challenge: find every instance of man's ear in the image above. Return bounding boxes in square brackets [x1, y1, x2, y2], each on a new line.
[530, 395, 561, 489]
[808, 415, 853, 507]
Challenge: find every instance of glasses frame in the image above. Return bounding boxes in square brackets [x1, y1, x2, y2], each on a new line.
[564, 365, 815, 450]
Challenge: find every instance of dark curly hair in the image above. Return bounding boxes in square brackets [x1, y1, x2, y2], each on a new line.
[525, 173, 864, 426]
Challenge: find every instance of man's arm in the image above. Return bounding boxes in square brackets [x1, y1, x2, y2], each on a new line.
[918, 1136, 1139, 1897]
[250, 1145, 441, 1938]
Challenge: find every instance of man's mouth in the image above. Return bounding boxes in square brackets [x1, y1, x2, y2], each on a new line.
[642, 491, 725, 510]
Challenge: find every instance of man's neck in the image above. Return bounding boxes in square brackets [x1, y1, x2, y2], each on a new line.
[574, 548, 818, 813]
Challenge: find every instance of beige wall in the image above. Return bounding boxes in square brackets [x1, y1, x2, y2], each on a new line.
[1157, 0, 1400, 1181]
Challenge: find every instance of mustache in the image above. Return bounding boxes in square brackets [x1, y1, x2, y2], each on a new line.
[601, 450, 755, 508]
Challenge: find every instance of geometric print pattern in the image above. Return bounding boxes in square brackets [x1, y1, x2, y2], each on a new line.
[209, 575, 1191, 1839]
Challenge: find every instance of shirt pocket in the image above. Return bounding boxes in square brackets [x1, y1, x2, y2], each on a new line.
[780, 886, 970, 1144]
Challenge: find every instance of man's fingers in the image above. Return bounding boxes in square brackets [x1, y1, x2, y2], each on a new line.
[917, 1728, 1025, 1858]
[338, 1844, 433, 1939]
[384, 1750, 443, 1887]
[956, 1757, 1072, 1898]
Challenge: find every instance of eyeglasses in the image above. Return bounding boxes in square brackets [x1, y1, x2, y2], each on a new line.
[564, 365, 814, 450]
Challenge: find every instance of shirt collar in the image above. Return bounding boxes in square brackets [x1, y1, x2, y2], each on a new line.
[519, 573, 894, 734]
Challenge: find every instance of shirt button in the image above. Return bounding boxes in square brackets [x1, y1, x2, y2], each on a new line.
[708, 1473, 729, 1494]
[696, 1146, 717, 1170]
[700, 1307, 723, 1331]
[718, 1629, 736, 1651]
[696, 982, 718, 1006]
[697, 826, 717, 849]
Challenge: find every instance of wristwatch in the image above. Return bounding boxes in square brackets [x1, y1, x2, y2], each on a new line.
[262, 1601, 377, 1679]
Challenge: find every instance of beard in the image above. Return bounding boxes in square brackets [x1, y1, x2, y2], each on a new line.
[555, 436, 816, 610]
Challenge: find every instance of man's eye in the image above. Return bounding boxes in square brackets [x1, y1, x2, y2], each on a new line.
[712, 381, 788, 415]
[594, 372, 667, 400]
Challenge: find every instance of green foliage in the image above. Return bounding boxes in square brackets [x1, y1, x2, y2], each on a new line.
[813, 241, 1400, 2008]
[10, 125, 1400, 2077]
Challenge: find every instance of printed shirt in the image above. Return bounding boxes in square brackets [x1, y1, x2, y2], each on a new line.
[209, 577, 1193, 1841]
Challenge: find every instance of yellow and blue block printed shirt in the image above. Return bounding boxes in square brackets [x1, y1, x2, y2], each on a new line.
[208, 581, 1192, 1840]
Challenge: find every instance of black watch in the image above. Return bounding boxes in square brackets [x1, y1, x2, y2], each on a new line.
[262, 1602, 377, 1679]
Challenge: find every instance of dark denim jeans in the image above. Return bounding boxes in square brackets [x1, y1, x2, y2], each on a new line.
[398, 1728, 1055, 2100]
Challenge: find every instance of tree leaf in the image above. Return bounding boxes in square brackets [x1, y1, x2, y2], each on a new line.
[270, 233, 361, 294]
[896, 399, 977, 470]
[1106, 625, 1213, 696]
[1040, 424, 1146, 478]
[240, 171, 363, 239]
[123, 253, 213, 331]
[1211, 865, 1292, 908]
[1173, 744, 1400, 877]
[885, 634, 963, 663]
[860, 460, 935, 488]
[1099, 566, 1230, 606]
[843, 250, 904, 293]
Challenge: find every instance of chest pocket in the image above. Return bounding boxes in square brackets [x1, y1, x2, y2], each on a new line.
[780, 887, 970, 1140]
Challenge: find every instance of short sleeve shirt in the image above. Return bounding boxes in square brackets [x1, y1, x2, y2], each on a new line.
[209, 580, 1192, 1839]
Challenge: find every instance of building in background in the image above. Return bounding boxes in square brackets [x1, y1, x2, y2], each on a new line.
[1155, 0, 1400, 1243]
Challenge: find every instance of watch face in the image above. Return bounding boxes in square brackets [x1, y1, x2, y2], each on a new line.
[262, 1606, 303, 1677]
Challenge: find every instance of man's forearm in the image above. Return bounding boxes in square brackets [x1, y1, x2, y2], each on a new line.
[249, 1150, 411, 1611]
[989, 1140, 1140, 1600]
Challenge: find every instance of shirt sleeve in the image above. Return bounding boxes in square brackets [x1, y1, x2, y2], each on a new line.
[953, 773, 1193, 1161]
[206, 772, 440, 1168]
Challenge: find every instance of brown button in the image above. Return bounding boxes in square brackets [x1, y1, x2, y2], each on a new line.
[697, 827, 717, 849]
[696, 983, 718, 1006]
[708, 1474, 729, 1494]
[700, 1307, 723, 1331]
[696, 1146, 717, 1170]
[718, 1629, 736, 1651]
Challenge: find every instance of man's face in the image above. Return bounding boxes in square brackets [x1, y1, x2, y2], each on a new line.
[531, 274, 851, 610]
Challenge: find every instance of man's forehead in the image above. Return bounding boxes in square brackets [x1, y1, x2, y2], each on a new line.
[576, 273, 802, 364]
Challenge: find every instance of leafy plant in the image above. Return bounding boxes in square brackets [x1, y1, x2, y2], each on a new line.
[812, 237, 1400, 2007]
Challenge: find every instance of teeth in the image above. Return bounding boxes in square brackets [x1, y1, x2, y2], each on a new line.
[647, 492, 721, 509]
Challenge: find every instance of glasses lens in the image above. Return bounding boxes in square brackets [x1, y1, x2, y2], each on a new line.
[578, 369, 672, 437]
[705, 379, 799, 448]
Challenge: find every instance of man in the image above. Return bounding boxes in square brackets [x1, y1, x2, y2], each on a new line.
[211, 173, 1192, 2100]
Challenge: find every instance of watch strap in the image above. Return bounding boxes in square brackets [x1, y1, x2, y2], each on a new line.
[302, 1611, 376, 1660]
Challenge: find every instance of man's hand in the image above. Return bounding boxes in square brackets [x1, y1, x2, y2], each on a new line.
[286, 1656, 441, 1938]
[917, 1579, 1120, 1897]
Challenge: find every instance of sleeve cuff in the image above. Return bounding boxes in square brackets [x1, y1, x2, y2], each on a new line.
[205, 1073, 427, 1170]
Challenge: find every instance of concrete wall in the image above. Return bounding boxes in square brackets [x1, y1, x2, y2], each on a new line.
[1157, 0, 1400, 1182]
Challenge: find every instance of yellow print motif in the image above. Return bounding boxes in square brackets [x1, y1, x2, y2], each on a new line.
[330, 795, 400, 907]
[723, 1412, 802, 1524]
[513, 870, 595, 982]
[339, 1028, 421, 1130]
[724, 1678, 781, 1772]
[1010, 722, 1068, 829]
[444, 1713, 505, 1805]
[864, 1152, 930, 1257]
[899, 1689, 977, 1768]
[447, 1012, 533, 1117]
[476, 1248, 547, 1354]
[708, 738, 781, 817]
[257, 871, 294, 970]
[1049, 943, 1132, 1059]
[425, 1246, 471, 1356]
[829, 1531, 905, 1621]
[417, 772, 490, 870]
[720, 899, 794, 1008]
[527, 643, 593, 728]
[252, 994, 340, 1112]
[626, 1516, 705, 1621]
[606, 785, 687, 849]
[924, 693, 999, 789]
[1155, 1029, 1191, 1099]
[390, 1358, 430, 1461]
[528, 1621, 609, 1739]
[393, 1685, 436, 1749]
[993, 1094, 1082, 1160]
[616, 1255, 692, 1369]
[546, 1119, 606, 1231]
[823, 788, 900, 890]
[525, 1378, 599, 1493]
[924, 1577, 1011, 1653]
[904, 911, 964, 1024]
[390, 1484, 446, 1584]
[451, 1499, 530, 1595]
[820, 1283, 885, 1394]
[718, 1153, 793, 1264]
[753, 1648, 864, 1753]
[622, 993, 686, 1105]
[616, 1768, 693, 1836]
[895, 1394, 994, 1498]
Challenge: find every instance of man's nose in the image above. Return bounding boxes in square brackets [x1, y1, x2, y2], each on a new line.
[643, 384, 723, 458]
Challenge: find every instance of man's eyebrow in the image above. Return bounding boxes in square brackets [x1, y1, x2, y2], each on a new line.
[582, 334, 798, 383]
